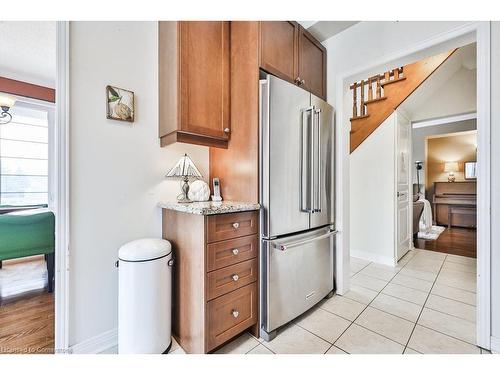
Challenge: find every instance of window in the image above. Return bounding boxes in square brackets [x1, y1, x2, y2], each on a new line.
[0, 101, 52, 206]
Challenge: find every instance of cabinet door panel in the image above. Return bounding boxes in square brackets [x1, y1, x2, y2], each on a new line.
[259, 21, 298, 84]
[180, 21, 230, 139]
[298, 27, 326, 99]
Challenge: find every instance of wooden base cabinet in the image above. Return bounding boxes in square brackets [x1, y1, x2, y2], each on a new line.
[162, 209, 259, 353]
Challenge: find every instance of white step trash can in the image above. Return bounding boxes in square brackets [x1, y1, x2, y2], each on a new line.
[118, 238, 173, 354]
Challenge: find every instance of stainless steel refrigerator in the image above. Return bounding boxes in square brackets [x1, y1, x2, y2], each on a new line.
[259, 74, 336, 341]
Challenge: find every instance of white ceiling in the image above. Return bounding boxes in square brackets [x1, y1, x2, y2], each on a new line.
[0, 21, 56, 88]
[400, 43, 477, 121]
[299, 21, 359, 42]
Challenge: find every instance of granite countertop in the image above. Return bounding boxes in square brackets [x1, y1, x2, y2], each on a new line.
[158, 201, 261, 215]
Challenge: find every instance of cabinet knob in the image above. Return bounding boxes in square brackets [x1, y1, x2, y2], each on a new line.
[224, 128, 230, 134]
[232, 222, 240, 229]
[301, 79, 305, 86]
[232, 274, 239, 282]
[231, 309, 239, 318]
[232, 248, 239, 255]
[295, 76, 302, 85]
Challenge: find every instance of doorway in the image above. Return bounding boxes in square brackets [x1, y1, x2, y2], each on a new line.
[0, 21, 69, 354]
[338, 24, 490, 350]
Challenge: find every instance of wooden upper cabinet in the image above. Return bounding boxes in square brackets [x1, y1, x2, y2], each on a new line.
[259, 21, 298, 84]
[298, 26, 327, 99]
[159, 21, 230, 148]
[258, 22, 326, 100]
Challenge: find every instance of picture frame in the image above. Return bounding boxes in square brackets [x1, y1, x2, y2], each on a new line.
[106, 85, 135, 122]
[464, 161, 477, 180]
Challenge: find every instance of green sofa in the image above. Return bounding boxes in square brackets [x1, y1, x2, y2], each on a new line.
[0, 207, 55, 293]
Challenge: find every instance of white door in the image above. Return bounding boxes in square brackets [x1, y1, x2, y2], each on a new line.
[396, 111, 411, 261]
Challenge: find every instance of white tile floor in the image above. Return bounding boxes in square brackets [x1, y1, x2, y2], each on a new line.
[104, 248, 489, 355]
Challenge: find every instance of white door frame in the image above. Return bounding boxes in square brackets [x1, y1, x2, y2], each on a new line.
[334, 21, 491, 349]
[54, 21, 70, 353]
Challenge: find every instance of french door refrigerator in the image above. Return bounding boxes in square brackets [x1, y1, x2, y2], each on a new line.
[259, 74, 336, 341]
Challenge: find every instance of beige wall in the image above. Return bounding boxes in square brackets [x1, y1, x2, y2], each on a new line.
[425, 131, 477, 200]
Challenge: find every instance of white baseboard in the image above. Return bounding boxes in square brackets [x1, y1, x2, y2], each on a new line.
[491, 336, 500, 354]
[350, 249, 396, 267]
[70, 328, 117, 354]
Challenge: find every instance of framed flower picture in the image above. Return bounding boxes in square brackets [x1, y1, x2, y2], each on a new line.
[106, 85, 134, 122]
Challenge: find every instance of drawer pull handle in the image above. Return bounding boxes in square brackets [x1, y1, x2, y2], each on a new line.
[231, 309, 239, 318]
[232, 248, 239, 255]
[232, 274, 239, 282]
[232, 222, 240, 229]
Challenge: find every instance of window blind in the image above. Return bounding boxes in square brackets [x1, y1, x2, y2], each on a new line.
[0, 103, 49, 206]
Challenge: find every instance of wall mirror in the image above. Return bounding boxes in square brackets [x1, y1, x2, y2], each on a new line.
[464, 161, 477, 180]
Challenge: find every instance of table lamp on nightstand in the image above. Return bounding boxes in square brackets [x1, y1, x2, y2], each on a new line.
[165, 153, 203, 203]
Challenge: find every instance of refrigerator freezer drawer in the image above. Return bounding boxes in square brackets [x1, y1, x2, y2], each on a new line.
[262, 227, 335, 333]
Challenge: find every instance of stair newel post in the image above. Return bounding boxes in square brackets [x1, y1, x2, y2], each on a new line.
[367, 77, 373, 102]
[360, 80, 365, 116]
[351, 83, 358, 118]
[376, 75, 381, 99]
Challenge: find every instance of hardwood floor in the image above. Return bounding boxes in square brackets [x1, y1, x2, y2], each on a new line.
[415, 227, 477, 258]
[0, 257, 54, 354]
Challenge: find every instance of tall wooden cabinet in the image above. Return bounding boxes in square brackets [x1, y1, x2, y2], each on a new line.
[259, 21, 327, 99]
[159, 21, 231, 148]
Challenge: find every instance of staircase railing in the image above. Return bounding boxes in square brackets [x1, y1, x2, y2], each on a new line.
[350, 67, 405, 121]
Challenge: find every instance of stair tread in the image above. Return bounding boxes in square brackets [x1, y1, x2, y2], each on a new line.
[364, 96, 387, 105]
[350, 114, 369, 122]
[381, 76, 406, 87]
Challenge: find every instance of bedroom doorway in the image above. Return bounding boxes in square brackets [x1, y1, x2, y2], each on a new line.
[413, 130, 477, 258]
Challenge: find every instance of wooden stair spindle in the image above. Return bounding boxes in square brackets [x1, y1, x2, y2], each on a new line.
[367, 77, 373, 102]
[376, 75, 381, 99]
[360, 80, 365, 116]
[384, 71, 390, 83]
[351, 83, 358, 118]
[393, 68, 399, 80]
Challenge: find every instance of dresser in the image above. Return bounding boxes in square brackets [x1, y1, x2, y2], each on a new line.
[160, 201, 260, 353]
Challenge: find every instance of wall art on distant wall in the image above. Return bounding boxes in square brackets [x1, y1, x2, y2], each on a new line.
[106, 85, 134, 122]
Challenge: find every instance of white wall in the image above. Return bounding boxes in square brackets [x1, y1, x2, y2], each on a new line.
[324, 21, 499, 347]
[490, 21, 500, 348]
[409, 67, 476, 122]
[350, 114, 395, 265]
[69, 21, 209, 346]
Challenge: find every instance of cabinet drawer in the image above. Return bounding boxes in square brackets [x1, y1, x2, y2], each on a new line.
[207, 235, 258, 272]
[207, 258, 258, 300]
[206, 211, 258, 243]
[207, 283, 258, 351]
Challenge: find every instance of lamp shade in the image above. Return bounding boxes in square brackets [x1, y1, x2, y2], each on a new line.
[166, 153, 203, 179]
[444, 162, 459, 173]
[0, 94, 16, 109]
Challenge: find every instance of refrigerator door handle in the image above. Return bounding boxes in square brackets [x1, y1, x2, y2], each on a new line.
[300, 106, 313, 213]
[310, 105, 315, 215]
[315, 108, 322, 213]
[272, 230, 337, 251]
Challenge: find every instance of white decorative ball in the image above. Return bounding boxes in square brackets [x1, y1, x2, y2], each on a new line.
[188, 180, 210, 202]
